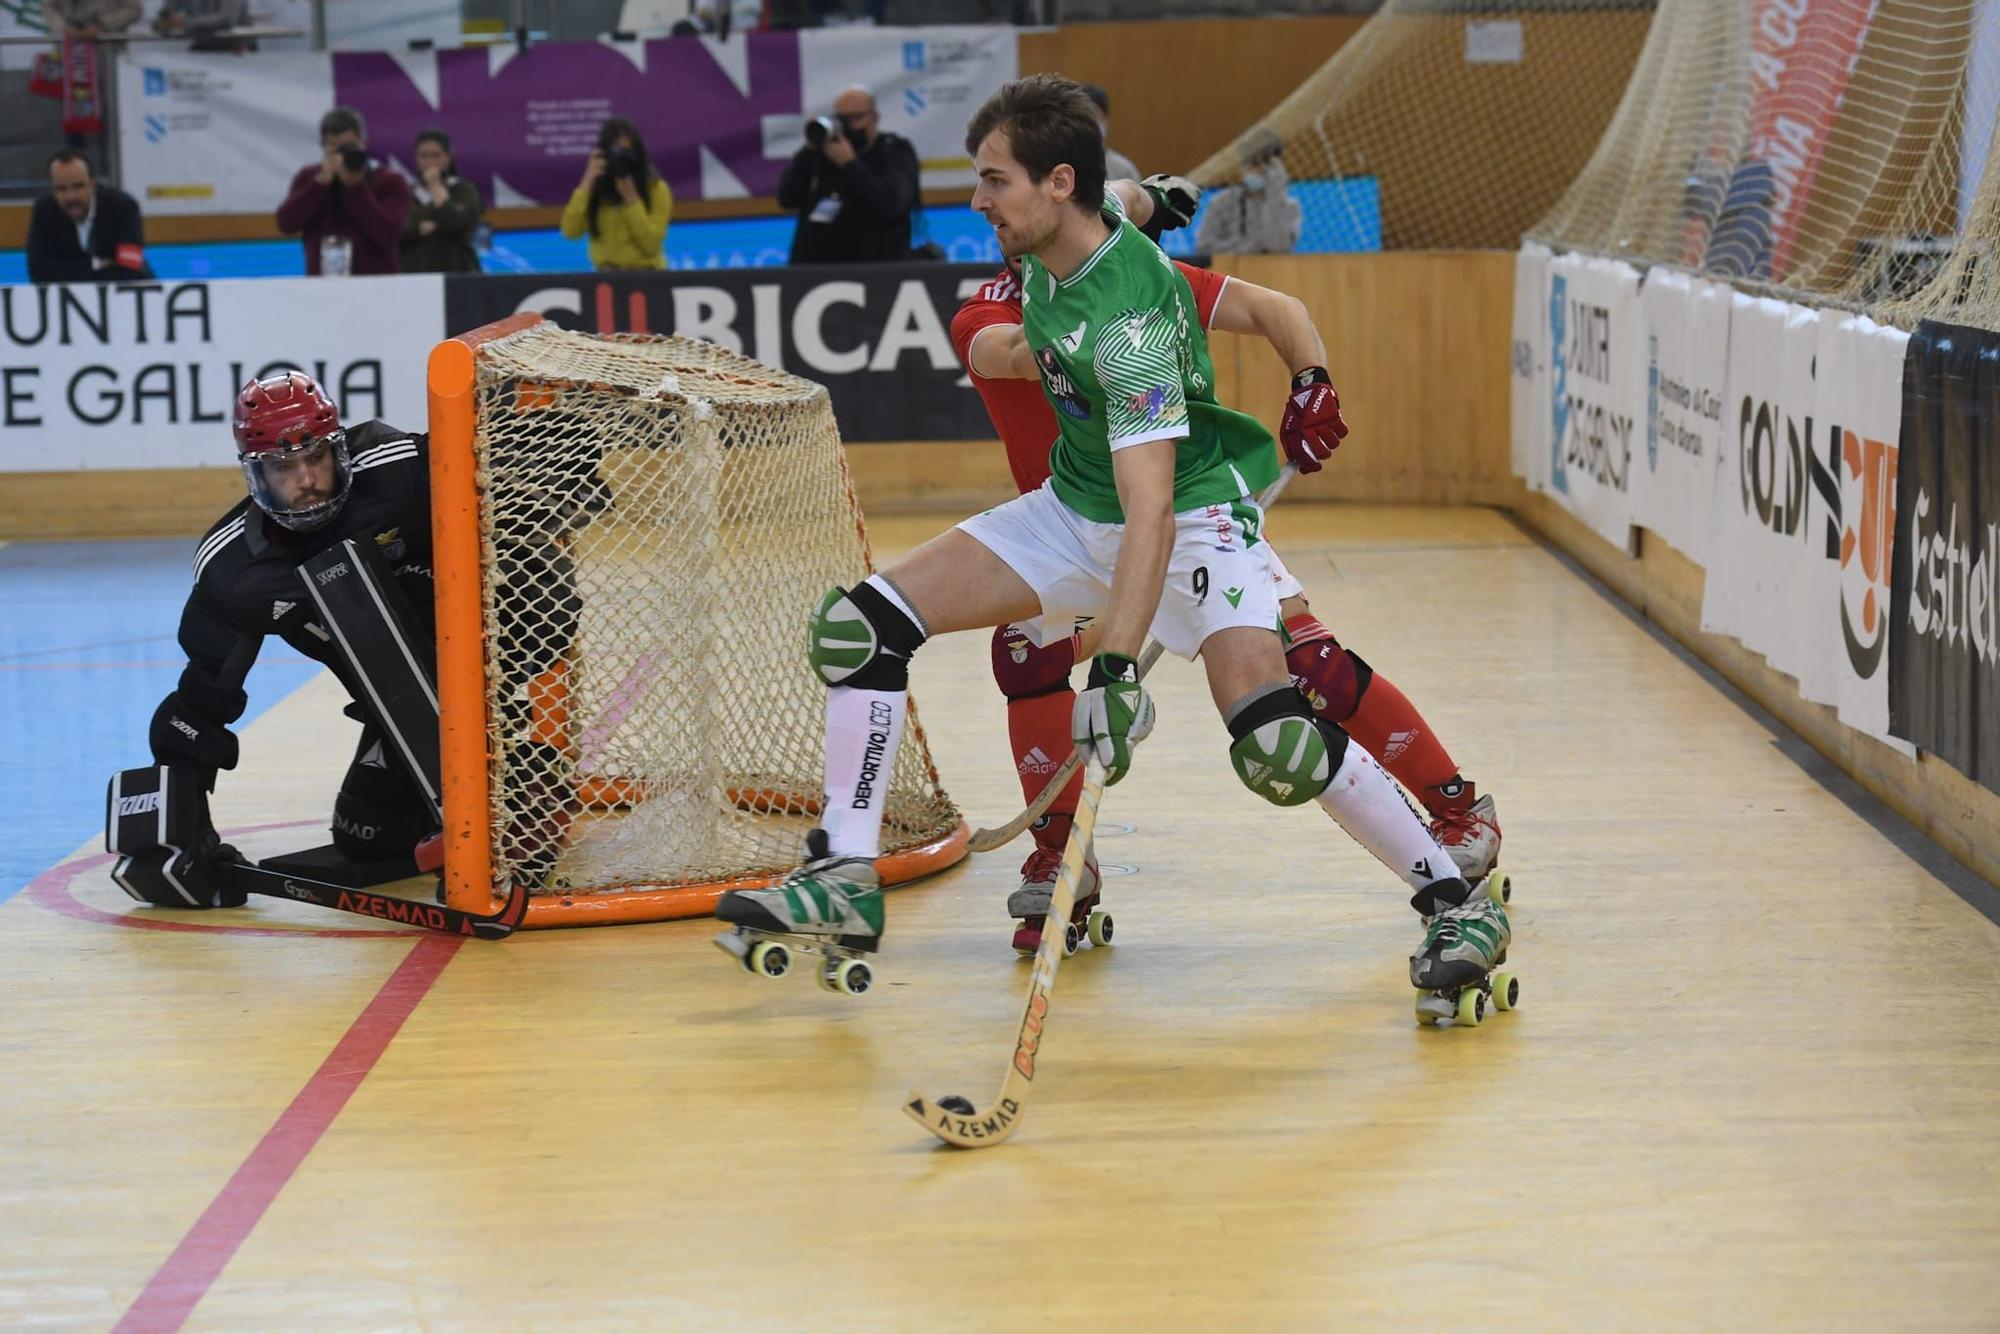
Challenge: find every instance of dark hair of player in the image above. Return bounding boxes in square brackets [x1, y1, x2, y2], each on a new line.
[963, 74, 1106, 214]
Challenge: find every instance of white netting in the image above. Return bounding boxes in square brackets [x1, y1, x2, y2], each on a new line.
[468, 325, 958, 897]
[1188, 0, 1656, 252]
[1528, 0, 1998, 326]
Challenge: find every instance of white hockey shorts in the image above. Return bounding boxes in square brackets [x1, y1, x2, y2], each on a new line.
[957, 480, 1282, 660]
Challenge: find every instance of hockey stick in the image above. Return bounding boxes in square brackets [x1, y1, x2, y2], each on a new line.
[221, 861, 530, 940]
[905, 754, 1107, 1147]
[967, 463, 1300, 854]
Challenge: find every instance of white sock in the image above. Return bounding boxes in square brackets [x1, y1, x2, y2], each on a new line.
[820, 686, 907, 860]
[1315, 741, 1457, 893]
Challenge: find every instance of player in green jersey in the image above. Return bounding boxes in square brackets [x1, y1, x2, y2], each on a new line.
[716, 75, 1507, 1008]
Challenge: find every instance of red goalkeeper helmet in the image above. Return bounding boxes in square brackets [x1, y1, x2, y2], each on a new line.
[232, 371, 352, 532]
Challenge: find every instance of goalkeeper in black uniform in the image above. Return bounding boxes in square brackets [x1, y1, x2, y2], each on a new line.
[124, 371, 442, 905]
[123, 369, 605, 909]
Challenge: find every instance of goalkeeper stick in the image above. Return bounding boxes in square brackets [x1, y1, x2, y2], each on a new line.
[222, 861, 530, 940]
[905, 754, 1107, 1147]
[967, 463, 1299, 854]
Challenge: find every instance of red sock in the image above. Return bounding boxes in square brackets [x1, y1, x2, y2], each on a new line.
[1341, 674, 1461, 815]
[1008, 690, 1083, 848]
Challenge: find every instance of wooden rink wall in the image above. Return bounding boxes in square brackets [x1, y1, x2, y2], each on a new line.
[6, 249, 1994, 893]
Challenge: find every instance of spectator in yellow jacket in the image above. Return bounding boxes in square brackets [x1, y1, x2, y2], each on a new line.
[561, 117, 672, 270]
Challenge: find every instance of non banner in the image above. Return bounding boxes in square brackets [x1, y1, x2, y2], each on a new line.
[444, 262, 1000, 443]
[1546, 253, 1641, 552]
[116, 29, 1015, 216]
[0, 274, 442, 471]
[1636, 268, 1730, 564]
[1814, 313, 1913, 754]
[1889, 320, 2000, 792]
[1702, 294, 1834, 699]
[1509, 241, 1551, 493]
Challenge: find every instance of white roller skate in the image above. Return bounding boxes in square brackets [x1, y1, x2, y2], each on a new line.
[714, 831, 883, 997]
[1428, 788, 1509, 906]
[1007, 839, 1108, 957]
[1410, 889, 1518, 1028]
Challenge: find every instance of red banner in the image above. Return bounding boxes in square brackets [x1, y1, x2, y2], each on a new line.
[61, 33, 103, 136]
[1747, 0, 1876, 278]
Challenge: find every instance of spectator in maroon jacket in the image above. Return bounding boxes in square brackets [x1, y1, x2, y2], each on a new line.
[276, 106, 412, 277]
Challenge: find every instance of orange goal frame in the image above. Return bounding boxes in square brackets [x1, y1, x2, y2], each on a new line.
[427, 313, 968, 927]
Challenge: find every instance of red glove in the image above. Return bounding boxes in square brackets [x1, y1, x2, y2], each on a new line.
[1279, 366, 1348, 473]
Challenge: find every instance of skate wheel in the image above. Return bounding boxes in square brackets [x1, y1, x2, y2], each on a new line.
[1086, 909, 1114, 948]
[1012, 921, 1042, 956]
[747, 940, 791, 979]
[1455, 986, 1486, 1026]
[832, 957, 873, 996]
[1486, 871, 1512, 906]
[1061, 921, 1082, 956]
[1491, 970, 1519, 1011]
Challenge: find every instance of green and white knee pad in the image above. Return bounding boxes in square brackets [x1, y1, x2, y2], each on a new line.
[807, 579, 927, 690]
[1226, 685, 1347, 807]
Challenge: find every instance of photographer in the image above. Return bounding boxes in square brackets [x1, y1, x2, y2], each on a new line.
[275, 107, 412, 277]
[560, 117, 673, 271]
[778, 86, 919, 265]
[399, 127, 484, 274]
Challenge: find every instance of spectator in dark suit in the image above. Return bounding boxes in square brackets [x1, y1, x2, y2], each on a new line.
[26, 149, 152, 284]
[276, 106, 412, 277]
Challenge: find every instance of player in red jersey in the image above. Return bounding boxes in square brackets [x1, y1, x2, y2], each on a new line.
[949, 185, 1502, 951]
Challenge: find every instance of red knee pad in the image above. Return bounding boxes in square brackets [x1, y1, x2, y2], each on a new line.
[991, 623, 1078, 699]
[1286, 632, 1364, 723]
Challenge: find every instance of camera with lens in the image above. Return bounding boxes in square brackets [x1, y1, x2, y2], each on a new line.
[804, 115, 843, 149]
[606, 147, 640, 180]
[339, 144, 368, 173]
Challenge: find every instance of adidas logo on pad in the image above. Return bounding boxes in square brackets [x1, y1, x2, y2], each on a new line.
[271, 600, 297, 620]
[1018, 745, 1059, 776]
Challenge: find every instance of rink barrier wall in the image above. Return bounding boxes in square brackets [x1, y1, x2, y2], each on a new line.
[8, 249, 1992, 890]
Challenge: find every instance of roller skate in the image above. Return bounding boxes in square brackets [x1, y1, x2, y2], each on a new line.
[1409, 886, 1517, 1028]
[1426, 783, 1510, 907]
[713, 830, 883, 997]
[1007, 817, 1108, 957]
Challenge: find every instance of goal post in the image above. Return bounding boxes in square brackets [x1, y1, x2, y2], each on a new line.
[426, 313, 967, 927]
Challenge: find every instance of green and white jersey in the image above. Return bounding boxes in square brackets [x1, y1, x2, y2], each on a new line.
[1019, 196, 1280, 523]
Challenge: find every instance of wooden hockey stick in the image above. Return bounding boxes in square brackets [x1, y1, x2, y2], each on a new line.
[966, 463, 1300, 854]
[905, 755, 1107, 1147]
[222, 861, 530, 940]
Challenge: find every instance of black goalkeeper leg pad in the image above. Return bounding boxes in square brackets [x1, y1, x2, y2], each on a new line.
[300, 538, 443, 822]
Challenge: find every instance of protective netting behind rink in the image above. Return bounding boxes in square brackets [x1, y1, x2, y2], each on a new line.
[1187, 1, 1655, 252]
[1529, 0, 1994, 322]
[466, 323, 959, 902]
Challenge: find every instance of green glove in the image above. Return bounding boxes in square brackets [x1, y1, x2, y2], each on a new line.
[1071, 652, 1156, 785]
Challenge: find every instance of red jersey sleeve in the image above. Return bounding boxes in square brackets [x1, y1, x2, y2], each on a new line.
[950, 268, 1026, 378]
[1174, 260, 1230, 331]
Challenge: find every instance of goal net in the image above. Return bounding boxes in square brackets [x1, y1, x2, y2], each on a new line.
[1186, 0, 1655, 253]
[427, 315, 965, 927]
[1529, 0, 1989, 320]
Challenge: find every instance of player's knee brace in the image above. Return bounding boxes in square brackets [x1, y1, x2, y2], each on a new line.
[1284, 634, 1373, 724]
[808, 576, 927, 690]
[991, 623, 1077, 699]
[1225, 684, 1351, 807]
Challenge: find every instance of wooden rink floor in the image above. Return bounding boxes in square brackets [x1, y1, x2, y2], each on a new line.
[8, 502, 2000, 1329]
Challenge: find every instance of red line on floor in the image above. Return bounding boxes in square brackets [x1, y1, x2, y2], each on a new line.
[112, 932, 463, 1332]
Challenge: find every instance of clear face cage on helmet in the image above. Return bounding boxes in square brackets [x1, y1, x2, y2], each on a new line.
[241, 428, 352, 532]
